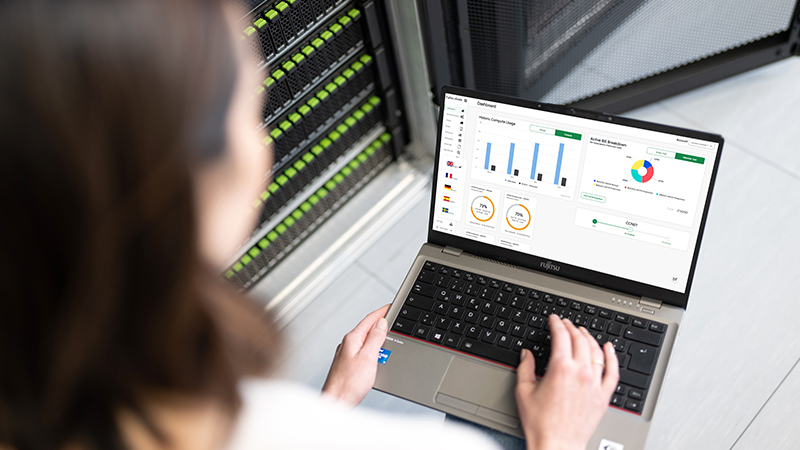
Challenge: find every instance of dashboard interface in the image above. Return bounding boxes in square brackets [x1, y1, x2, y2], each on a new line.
[433, 93, 719, 293]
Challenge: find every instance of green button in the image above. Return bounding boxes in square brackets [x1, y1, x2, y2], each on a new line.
[254, 18, 267, 28]
[345, 117, 357, 127]
[580, 192, 606, 203]
[289, 113, 302, 124]
[316, 188, 328, 198]
[276, 174, 289, 186]
[267, 230, 279, 242]
[282, 61, 296, 71]
[275, 223, 287, 235]
[319, 138, 332, 149]
[302, 152, 315, 163]
[361, 103, 373, 113]
[244, 26, 256, 36]
[272, 69, 285, 80]
[380, 132, 391, 143]
[341, 166, 352, 176]
[265, 9, 278, 20]
[292, 53, 304, 64]
[241, 254, 252, 265]
[262, 135, 273, 146]
[360, 54, 373, 65]
[233, 262, 244, 272]
[675, 153, 705, 164]
[325, 180, 336, 190]
[225, 270, 235, 279]
[316, 90, 329, 100]
[339, 16, 351, 26]
[357, 153, 368, 163]
[343, 68, 355, 79]
[282, 216, 295, 227]
[330, 23, 343, 33]
[249, 247, 261, 258]
[291, 209, 303, 220]
[270, 128, 283, 139]
[333, 173, 345, 183]
[312, 37, 325, 48]
[351, 61, 364, 72]
[365, 145, 376, 156]
[260, 190, 270, 201]
[279, 120, 292, 131]
[298, 104, 311, 116]
[555, 130, 582, 140]
[285, 167, 297, 178]
[353, 110, 365, 120]
[293, 160, 306, 171]
[308, 195, 320, 205]
[336, 124, 348, 134]
[312, 144, 324, 154]
[275, 2, 288, 12]
[263, 77, 275, 87]
[348, 8, 361, 19]
[325, 82, 338, 93]
[302, 45, 315, 56]
[300, 202, 312, 212]
[369, 96, 381, 106]
[334, 76, 346, 86]
[307, 97, 320, 107]
[348, 159, 360, 169]
[258, 238, 270, 249]
[328, 130, 341, 141]
[321, 30, 334, 41]
[268, 182, 280, 193]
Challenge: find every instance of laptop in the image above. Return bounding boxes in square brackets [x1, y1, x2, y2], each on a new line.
[374, 86, 722, 449]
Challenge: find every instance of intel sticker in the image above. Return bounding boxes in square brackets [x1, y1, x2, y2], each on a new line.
[378, 348, 392, 365]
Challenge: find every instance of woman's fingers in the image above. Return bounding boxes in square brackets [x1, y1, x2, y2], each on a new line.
[583, 327, 606, 380]
[342, 304, 391, 351]
[547, 315, 571, 361]
[563, 318, 589, 361]
[601, 342, 620, 396]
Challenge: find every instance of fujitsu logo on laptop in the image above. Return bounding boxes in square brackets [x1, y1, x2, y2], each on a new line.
[540, 261, 560, 272]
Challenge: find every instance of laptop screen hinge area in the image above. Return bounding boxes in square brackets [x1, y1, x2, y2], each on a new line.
[639, 297, 663, 309]
[442, 246, 464, 257]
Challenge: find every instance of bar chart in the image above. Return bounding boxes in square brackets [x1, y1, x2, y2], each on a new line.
[472, 119, 583, 201]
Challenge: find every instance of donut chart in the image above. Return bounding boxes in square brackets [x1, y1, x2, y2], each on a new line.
[631, 159, 654, 183]
[470, 195, 495, 222]
[505, 203, 531, 230]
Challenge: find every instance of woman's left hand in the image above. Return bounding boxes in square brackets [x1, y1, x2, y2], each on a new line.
[322, 304, 390, 407]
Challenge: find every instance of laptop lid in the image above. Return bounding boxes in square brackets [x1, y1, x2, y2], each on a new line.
[428, 86, 723, 309]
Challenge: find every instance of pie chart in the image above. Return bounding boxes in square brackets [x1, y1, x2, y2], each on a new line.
[631, 159, 654, 183]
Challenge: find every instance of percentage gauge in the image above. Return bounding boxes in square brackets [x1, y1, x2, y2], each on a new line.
[470, 195, 495, 222]
[505, 203, 531, 230]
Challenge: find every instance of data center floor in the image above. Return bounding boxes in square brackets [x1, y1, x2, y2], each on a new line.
[250, 56, 800, 449]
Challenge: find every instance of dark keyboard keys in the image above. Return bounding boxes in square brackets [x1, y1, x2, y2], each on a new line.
[625, 399, 642, 412]
[632, 318, 647, 328]
[466, 325, 480, 339]
[615, 313, 631, 324]
[412, 283, 436, 298]
[399, 306, 424, 321]
[417, 270, 436, 284]
[392, 318, 415, 334]
[445, 335, 461, 348]
[607, 322, 623, 336]
[615, 384, 628, 395]
[460, 340, 519, 367]
[430, 330, 446, 343]
[421, 313, 435, 326]
[611, 395, 625, 407]
[629, 389, 644, 400]
[649, 322, 666, 333]
[414, 325, 431, 339]
[406, 295, 434, 311]
[498, 334, 513, 349]
[619, 370, 649, 390]
[598, 308, 613, 319]
[624, 327, 663, 346]
[628, 342, 658, 375]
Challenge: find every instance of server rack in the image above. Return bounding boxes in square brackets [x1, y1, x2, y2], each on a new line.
[223, 0, 408, 290]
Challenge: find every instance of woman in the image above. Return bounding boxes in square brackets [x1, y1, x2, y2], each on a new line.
[0, 0, 618, 449]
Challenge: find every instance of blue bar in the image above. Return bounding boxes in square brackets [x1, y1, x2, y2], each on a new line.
[507, 143, 515, 175]
[484, 143, 491, 170]
[530, 143, 539, 179]
[554, 143, 564, 184]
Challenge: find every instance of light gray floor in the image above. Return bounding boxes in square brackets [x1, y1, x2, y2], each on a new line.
[270, 56, 800, 448]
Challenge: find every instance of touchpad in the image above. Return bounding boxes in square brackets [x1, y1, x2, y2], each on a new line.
[435, 357, 519, 428]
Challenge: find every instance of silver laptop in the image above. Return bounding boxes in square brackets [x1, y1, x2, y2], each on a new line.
[374, 86, 722, 449]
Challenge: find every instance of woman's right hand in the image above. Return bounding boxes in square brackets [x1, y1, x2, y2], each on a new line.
[516, 315, 619, 450]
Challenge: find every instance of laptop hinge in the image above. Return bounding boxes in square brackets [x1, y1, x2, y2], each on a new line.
[442, 246, 463, 257]
[639, 297, 663, 309]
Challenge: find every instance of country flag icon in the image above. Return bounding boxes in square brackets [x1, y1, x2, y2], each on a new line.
[442, 207, 450, 213]
[445, 173, 453, 178]
[443, 196, 450, 202]
[446, 161, 454, 167]
[444, 185, 451, 190]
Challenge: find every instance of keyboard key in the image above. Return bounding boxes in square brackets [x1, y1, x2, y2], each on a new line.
[611, 337, 628, 353]
[590, 317, 607, 331]
[510, 295, 526, 308]
[445, 335, 461, 348]
[649, 322, 666, 333]
[417, 270, 436, 284]
[584, 304, 597, 315]
[498, 334, 513, 349]
[451, 269, 462, 279]
[629, 389, 644, 400]
[494, 291, 509, 304]
[611, 395, 625, 407]
[460, 340, 519, 367]
[406, 295, 434, 311]
[392, 318, 415, 335]
[628, 342, 658, 375]
[525, 300, 541, 314]
[489, 279, 501, 289]
[615, 313, 631, 324]
[476, 276, 488, 285]
[439, 266, 450, 275]
[421, 313, 435, 326]
[528, 315, 544, 329]
[497, 306, 513, 319]
[412, 283, 436, 298]
[495, 319, 511, 333]
[430, 330, 446, 344]
[414, 325, 431, 339]
[423, 261, 438, 272]
[466, 298, 481, 310]
[617, 352, 629, 368]
[572, 314, 589, 328]
[435, 302, 450, 315]
[481, 330, 498, 344]
[516, 287, 528, 296]
[624, 327, 663, 346]
[619, 370, 649, 389]
[465, 284, 479, 295]
[624, 399, 642, 412]
[449, 306, 465, 320]
[542, 293, 555, 303]
[435, 275, 450, 287]
[465, 311, 479, 324]
[502, 283, 515, 292]
[466, 325, 481, 339]
[450, 279, 466, 292]
[615, 384, 628, 395]
[436, 289, 451, 302]
[598, 308, 613, 319]
[529, 290, 541, 300]
[511, 324, 526, 337]
[398, 306, 424, 321]
[436, 316, 453, 330]
[513, 339, 525, 352]
[463, 272, 475, 282]
[513, 310, 529, 324]
[527, 329, 545, 343]
[452, 293, 467, 306]
[607, 322, 623, 336]
[556, 297, 569, 307]
[592, 332, 608, 344]
[451, 321, 465, 335]
[481, 301, 497, 315]
[632, 318, 647, 328]
[480, 315, 496, 329]
[479, 287, 496, 301]
[570, 301, 583, 311]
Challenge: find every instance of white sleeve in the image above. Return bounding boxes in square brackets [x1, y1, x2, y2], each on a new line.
[224, 379, 503, 450]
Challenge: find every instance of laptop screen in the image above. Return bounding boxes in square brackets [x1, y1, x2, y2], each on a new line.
[432, 90, 721, 296]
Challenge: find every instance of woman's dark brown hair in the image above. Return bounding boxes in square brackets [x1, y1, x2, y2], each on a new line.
[0, 0, 279, 449]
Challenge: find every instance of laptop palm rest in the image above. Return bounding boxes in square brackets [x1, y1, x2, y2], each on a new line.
[435, 357, 520, 428]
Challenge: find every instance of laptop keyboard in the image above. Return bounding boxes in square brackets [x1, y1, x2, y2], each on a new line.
[390, 261, 668, 415]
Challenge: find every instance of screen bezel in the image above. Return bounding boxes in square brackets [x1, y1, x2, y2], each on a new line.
[428, 86, 723, 309]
